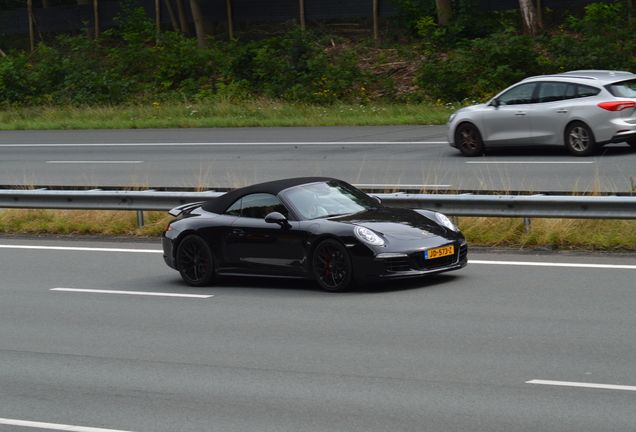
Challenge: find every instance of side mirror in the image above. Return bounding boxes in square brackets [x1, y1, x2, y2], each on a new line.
[265, 212, 291, 228]
[371, 195, 382, 204]
[488, 99, 500, 107]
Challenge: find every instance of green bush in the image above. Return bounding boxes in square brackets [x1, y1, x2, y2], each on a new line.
[214, 30, 366, 103]
[417, 32, 545, 102]
[35, 35, 135, 104]
[548, 2, 636, 71]
[0, 54, 33, 104]
[417, 1, 636, 103]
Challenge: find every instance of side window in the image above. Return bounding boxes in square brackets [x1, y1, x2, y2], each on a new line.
[239, 193, 288, 219]
[577, 84, 600, 98]
[224, 199, 242, 216]
[497, 83, 537, 105]
[608, 79, 636, 97]
[565, 83, 577, 100]
[537, 82, 567, 103]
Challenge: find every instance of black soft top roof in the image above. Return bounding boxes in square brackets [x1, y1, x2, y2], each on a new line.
[201, 176, 338, 214]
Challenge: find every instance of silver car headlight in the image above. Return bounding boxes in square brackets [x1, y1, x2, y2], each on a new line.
[435, 212, 458, 232]
[354, 226, 385, 246]
[447, 113, 457, 123]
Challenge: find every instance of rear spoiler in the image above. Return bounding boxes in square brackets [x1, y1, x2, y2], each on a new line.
[168, 201, 206, 217]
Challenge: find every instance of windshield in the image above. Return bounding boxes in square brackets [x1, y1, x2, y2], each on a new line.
[282, 181, 380, 220]
[607, 79, 636, 98]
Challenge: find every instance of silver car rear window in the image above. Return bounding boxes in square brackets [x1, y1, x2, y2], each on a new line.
[607, 79, 636, 98]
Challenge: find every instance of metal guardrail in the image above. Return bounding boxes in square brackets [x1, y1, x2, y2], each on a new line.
[378, 193, 636, 220]
[1, 188, 636, 220]
[0, 189, 224, 212]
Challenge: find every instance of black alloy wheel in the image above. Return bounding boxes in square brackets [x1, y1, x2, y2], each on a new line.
[312, 239, 353, 292]
[565, 122, 596, 156]
[455, 123, 485, 157]
[176, 235, 215, 287]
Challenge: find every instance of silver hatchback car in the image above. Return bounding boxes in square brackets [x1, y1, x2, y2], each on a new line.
[447, 70, 636, 156]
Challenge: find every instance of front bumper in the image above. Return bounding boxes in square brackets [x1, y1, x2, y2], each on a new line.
[352, 242, 468, 284]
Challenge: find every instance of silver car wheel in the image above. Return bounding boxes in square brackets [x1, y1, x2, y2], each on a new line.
[565, 122, 596, 156]
[455, 123, 485, 157]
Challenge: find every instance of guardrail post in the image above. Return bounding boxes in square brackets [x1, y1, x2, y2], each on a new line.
[137, 210, 145, 227]
[524, 217, 532, 233]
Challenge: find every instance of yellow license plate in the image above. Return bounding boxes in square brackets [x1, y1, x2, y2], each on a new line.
[424, 245, 454, 260]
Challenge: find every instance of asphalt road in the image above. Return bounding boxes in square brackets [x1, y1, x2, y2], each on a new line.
[2, 237, 636, 432]
[2, 126, 636, 192]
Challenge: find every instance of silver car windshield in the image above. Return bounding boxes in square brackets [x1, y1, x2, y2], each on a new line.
[283, 181, 379, 220]
[607, 79, 636, 98]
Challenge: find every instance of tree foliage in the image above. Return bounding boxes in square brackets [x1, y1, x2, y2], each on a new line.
[0, 6, 369, 106]
[1, 1, 636, 106]
[415, 0, 636, 102]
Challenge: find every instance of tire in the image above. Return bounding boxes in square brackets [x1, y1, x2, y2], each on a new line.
[455, 123, 485, 157]
[565, 122, 596, 156]
[176, 235, 215, 287]
[311, 239, 354, 292]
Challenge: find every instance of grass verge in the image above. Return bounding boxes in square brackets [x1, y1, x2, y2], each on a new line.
[2, 209, 635, 251]
[0, 101, 454, 130]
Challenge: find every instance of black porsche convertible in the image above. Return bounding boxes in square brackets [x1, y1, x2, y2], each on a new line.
[162, 177, 467, 292]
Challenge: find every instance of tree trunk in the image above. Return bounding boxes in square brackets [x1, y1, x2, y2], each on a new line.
[373, 0, 378, 39]
[519, 0, 540, 36]
[28, 0, 35, 52]
[227, 0, 233, 39]
[435, 0, 452, 26]
[299, 0, 305, 32]
[190, 0, 207, 47]
[164, 0, 181, 32]
[156, 0, 161, 32]
[176, 0, 190, 35]
[94, 0, 100, 39]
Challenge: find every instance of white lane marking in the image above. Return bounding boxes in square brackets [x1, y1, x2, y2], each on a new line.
[469, 260, 636, 270]
[466, 161, 594, 164]
[51, 288, 213, 298]
[0, 417, 136, 432]
[0, 141, 443, 147]
[0, 245, 162, 253]
[46, 161, 143, 164]
[527, 379, 636, 392]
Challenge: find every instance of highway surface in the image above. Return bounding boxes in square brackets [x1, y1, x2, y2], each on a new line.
[2, 126, 636, 192]
[2, 126, 636, 431]
[2, 237, 636, 432]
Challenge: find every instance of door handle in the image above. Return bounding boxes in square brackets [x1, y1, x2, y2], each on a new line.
[515, 112, 527, 116]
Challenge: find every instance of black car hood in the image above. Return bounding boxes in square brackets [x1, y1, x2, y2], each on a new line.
[327, 208, 449, 239]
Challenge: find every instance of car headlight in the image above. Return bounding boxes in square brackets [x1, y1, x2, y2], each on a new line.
[435, 212, 458, 232]
[354, 226, 385, 246]
[447, 113, 457, 123]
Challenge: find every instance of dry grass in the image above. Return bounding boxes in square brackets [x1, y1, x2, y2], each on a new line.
[0, 209, 171, 238]
[2, 208, 636, 251]
[459, 217, 636, 251]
